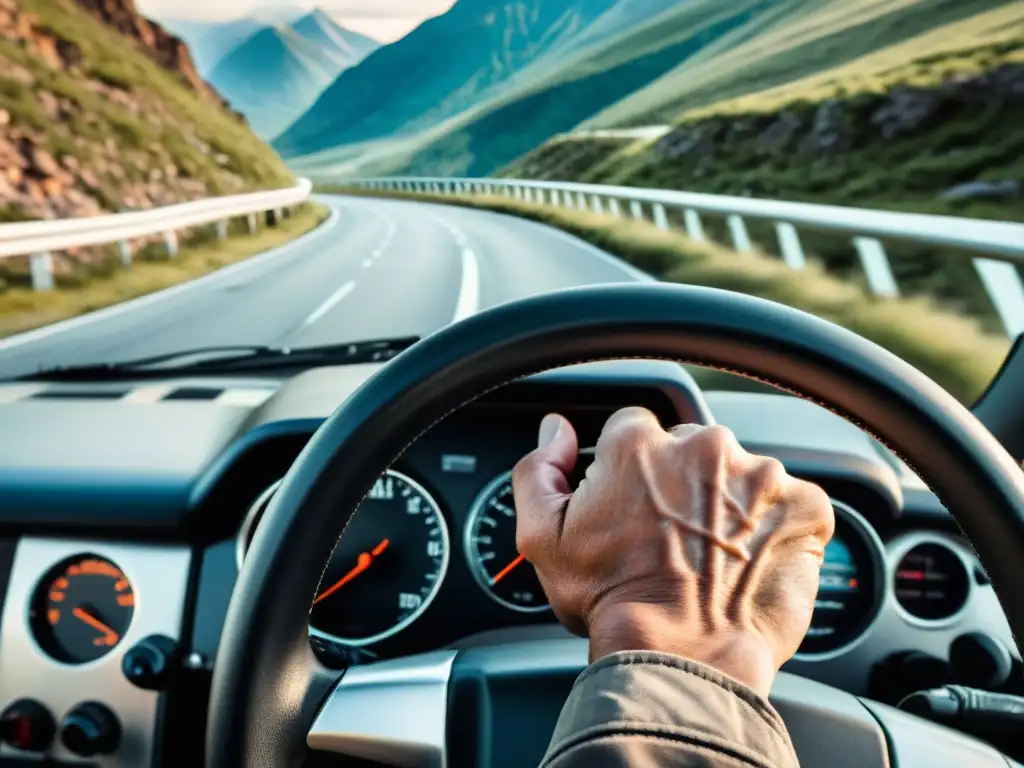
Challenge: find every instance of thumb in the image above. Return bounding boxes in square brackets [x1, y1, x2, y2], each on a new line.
[512, 414, 579, 554]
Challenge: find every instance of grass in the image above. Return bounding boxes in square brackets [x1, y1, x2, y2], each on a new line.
[0, 204, 327, 339]
[0, 0, 292, 211]
[321, 186, 1010, 405]
[587, 0, 1023, 127]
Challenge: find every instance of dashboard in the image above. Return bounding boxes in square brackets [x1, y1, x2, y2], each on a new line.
[0, 360, 1018, 768]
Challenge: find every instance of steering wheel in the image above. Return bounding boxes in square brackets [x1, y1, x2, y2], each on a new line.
[207, 283, 1024, 768]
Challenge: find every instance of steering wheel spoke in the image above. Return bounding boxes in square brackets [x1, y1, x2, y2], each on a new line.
[308, 650, 455, 767]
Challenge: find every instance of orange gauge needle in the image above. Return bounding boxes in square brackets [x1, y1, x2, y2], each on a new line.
[491, 553, 526, 586]
[314, 538, 390, 605]
[72, 606, 119, 646]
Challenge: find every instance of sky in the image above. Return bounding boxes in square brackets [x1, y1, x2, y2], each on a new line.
[138, 0, 458, 43]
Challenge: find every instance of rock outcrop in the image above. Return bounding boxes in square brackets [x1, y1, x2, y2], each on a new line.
[652, 64, 1024, 174]
[70, 0, 227, 107]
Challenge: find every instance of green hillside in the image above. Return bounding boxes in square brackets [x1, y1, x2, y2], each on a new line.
[300, 0, 1019, 179]
[501, 8, 1024, 333]
[0, 0, 292, 227]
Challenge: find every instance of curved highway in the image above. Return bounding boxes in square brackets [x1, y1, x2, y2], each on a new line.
[0, 195, 651, 378]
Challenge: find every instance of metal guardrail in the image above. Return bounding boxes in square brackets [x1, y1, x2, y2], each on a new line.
[0, 178, 313, 291]
[353, 177, 1024, 339]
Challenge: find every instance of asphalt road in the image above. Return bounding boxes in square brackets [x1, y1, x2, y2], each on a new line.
[0, 194, 651, 379]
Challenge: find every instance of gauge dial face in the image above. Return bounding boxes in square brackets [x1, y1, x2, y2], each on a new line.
[894, 542, 969, 621]
[30, 555, 135, 664]
[797, 501, 883, 658]
[310, 470, 450, 646]
[465, 471, 550, 613]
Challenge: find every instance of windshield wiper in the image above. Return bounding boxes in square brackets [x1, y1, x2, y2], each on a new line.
[10, 336, 421, 382]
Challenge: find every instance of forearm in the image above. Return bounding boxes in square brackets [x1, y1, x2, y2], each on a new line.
[541, 652, 800, 768]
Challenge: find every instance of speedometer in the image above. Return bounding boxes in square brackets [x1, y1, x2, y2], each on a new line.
[309, 470, 450, 646]
[238, 470, 450, 648]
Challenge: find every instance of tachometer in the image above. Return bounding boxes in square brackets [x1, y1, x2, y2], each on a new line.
[893, 540, 969, 622]
[309, 470, 450, 646]
[29, 555, 135, 664]
[465, 470, 549, 613]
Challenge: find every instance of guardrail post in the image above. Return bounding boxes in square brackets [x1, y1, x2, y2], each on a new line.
[972, 258, 1024, 338]
[575, 192, 585, 209]
[653, 203, 668, 230]
[683, 209, 704, 240]
[853, 237, 900, 298]
[247, 213, 258, 234]
[608, 199, 622, 218]
[216, 220, 228, 240]
[525, 187, 534, 203]
[726, 214, 751, 252]
[536, 188, 546, 205]
[551, 189, 560, 207]
[29, 252, 54, 291]
[117, 240, 132, 268]
[774, 222, 806, 269]
[629, 200, 644, 221]
[590, 195, 604, 215]
[163, 231, 179, 258]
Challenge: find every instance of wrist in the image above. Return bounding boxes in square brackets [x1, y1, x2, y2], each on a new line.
[587, 603, 777, 697]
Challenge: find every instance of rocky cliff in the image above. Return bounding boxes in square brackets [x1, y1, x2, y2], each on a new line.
[0, 0, 289, 225]
[70, 0, 227, 108]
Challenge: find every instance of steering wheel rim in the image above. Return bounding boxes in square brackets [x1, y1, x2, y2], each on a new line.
[207, 282, 1024, 768]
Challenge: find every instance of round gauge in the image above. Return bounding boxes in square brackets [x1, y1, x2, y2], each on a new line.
[795, 500, 885, 659]
[29, 555, 135, 664]
[309, 470, 450, 646]
[465, 470, 549, 613]
[894, 541, 969, 622]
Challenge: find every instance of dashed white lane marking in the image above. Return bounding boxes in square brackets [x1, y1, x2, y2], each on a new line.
[429, 213, 480, 323]
[453, 247, 480, 323]
[363, 215, 397, 268]
[302, 280, 356, 327]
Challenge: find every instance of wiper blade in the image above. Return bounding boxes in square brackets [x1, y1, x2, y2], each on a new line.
[12, 336, 421, 382]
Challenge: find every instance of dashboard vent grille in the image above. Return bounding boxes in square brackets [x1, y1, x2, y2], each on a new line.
[30, 389, 131, 400]
[161, 387, 225, 401]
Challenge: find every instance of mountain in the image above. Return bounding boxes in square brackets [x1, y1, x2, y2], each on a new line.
[284, 0, 1019, 180]
[0, 0, 291, 225]
[157, 17, 267, 75]
[272, 0, 623, 159]
[208, 10, 378, 140]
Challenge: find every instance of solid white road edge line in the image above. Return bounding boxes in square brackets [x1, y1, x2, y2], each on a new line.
[302, 281, 356, 327]
[0, 202, 344, 353]
[452, 248, 480, 324]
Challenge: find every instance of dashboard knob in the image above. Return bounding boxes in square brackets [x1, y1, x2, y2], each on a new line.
[122, 634, 182, 690]
[0, 699, 55, 751]
[60, 701, 120, 757]
[950, 632, 1013, 689]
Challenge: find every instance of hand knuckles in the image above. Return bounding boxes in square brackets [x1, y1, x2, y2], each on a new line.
[687, 424, 740, 458]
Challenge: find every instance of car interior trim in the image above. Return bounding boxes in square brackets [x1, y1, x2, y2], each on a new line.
[0, 538, 192, 768]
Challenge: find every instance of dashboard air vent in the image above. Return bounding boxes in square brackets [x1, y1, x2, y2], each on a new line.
[30, 389, 131, 400]
[161, 387, 225, 401]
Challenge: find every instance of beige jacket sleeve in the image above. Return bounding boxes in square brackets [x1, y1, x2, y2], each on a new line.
[540, 651, 800, 768]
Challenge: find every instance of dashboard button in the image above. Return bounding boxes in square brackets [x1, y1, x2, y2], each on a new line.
[60, 702, 120, 757]
[950, 632, 1012, 689]
[122, 634, 181, 690]
[0, 699, 55, 752]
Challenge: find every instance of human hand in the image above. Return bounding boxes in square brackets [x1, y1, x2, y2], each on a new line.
[512, 407, 835, 697]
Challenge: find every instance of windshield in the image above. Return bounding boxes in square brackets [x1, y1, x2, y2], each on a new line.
[0, 0, 1020, 404]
